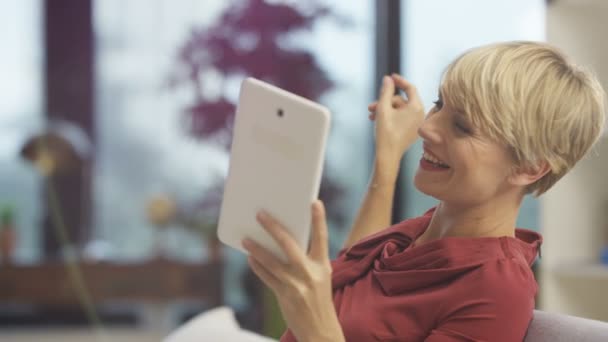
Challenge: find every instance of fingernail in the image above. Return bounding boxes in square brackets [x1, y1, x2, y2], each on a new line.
[314, 200, 322, 210]
[242, 238, 252, 248]
[257, 210, 268, 220]
[383, 75, 390, 85]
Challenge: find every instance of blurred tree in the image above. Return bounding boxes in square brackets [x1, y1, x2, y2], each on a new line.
[170, 0, 352, 231]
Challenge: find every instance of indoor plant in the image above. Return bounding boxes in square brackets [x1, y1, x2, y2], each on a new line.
[0, 204, 17, 264]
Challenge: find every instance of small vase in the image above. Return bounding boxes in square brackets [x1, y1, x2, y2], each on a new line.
[0, 225, 16, 264]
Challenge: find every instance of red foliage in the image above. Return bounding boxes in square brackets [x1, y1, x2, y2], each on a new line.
[171, 0, 349, 227]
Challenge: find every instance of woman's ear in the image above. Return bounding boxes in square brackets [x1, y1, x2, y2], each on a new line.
[509, 161, 551, 187]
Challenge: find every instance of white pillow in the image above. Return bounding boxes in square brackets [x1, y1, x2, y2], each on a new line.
[164, 306, 277, 342]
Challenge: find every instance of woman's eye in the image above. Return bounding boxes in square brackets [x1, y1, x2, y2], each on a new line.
[432, 99, 443, 110]
[454, 121, 471, 134]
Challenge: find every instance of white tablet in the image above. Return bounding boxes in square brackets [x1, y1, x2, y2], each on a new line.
[217, 77, 331, 260]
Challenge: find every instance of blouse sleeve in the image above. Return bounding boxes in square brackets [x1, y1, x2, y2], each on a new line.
[425, 258, 537, 342]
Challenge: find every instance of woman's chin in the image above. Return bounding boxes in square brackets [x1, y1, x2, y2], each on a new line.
[413, 172, 441, 197]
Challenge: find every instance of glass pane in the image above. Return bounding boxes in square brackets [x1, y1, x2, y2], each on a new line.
[94, 0, 232, 261]
[0, 0, 43, 264]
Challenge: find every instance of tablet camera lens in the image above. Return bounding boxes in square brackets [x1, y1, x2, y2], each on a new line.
[277, 109, 284, 117]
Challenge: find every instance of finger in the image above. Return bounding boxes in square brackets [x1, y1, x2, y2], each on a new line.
[369, 96, 406, 113]
[248, 256, 283, 293]
[369, 113, 376, 121]
[367, 101, 378, 112]
[391, 95, 407, 108]
[377, 76, 395, 111]
[391, 74, 422, 104]
[242, 238, 291, 280]
[257, 211, 306, 267]
[308, 200, 329, 260]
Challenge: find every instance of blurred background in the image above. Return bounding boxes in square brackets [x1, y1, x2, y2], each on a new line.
[0, 0, 606, 341]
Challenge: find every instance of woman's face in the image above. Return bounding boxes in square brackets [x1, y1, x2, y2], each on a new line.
[413, 90, 519, 206]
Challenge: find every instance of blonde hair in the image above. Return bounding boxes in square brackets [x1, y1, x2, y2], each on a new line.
[441, 41, 606, 196]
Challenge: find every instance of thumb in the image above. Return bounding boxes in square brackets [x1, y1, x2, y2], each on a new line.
[378, 76, 395, 111]
[309, 200, 329, 261]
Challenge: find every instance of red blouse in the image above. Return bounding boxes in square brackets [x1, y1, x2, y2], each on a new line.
[280, 208, 542, 342]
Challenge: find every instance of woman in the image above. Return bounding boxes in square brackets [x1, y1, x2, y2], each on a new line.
[241, 41, 606, 341]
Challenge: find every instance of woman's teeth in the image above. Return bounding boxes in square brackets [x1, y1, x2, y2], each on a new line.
[423, 152, 450, 168]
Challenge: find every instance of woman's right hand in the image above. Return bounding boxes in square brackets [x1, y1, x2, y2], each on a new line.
[368, 74, 425, 171]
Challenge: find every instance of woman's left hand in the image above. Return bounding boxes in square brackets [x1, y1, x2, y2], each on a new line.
[242, 200, 344, 342]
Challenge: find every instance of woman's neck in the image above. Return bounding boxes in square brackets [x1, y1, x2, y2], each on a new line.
[416, 196, 521, 245]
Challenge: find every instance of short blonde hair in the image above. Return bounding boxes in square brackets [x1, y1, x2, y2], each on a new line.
[441, 41, 606, 196]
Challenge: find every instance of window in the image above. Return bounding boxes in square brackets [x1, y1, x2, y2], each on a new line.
[0, 0, 43, 263]
[94, 0, 373, 309]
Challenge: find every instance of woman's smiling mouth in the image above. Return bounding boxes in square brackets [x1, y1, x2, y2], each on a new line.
[421, 148, 450, 170]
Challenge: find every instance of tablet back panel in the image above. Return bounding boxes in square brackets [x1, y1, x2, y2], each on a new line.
[217, 78, 330, 259]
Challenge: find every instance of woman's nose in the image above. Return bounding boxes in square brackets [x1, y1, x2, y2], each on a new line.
[417, 114, 443, 144]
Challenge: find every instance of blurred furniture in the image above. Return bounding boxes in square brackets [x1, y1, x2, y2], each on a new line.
[525, 310, 608, 341]
[0, 259, 222, 329]
[0, 260, 222, 305]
